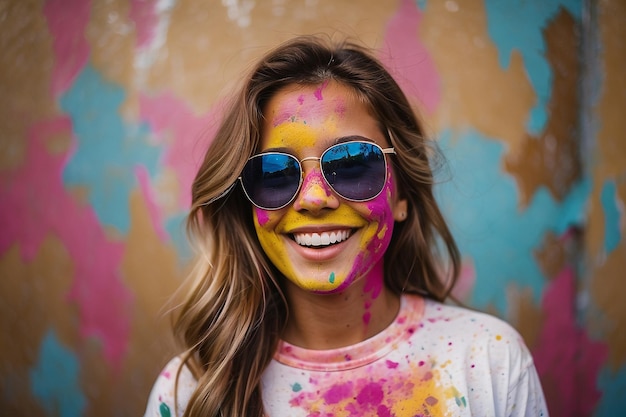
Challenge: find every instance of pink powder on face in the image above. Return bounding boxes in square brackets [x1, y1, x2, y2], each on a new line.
[299, 169, 332, 202]
[255, 207, 271, 227]
[333, 100, 347, 118]
[314, 80, 329, 101]
[363, 311, 371, 325]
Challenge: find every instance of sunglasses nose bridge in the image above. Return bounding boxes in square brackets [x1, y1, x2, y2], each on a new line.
[292, 156, 340, 212]
[298, 156, 323, 179]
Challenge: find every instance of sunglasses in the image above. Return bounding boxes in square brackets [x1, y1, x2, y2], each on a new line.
[237, 140, 395, 210]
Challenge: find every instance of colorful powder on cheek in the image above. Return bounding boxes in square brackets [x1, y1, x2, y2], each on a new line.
[255, 207, 271, 227]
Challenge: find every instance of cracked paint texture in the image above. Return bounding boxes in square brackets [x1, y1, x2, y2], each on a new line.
[0, 0, 623, 416]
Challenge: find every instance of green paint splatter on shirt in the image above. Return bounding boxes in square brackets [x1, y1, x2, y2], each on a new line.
[160, 402, 171, 417]
[329, 272, 335, 283]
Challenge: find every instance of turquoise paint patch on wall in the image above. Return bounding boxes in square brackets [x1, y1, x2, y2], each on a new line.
[484, 0, 582, 134]
[596, 365, 626, 417]
[435, 129, 588, 313]
[165, 212, 192, 262]
[29, 330, 86, 417]
[60, 64, 163, 235]
[600, 180, 622, 254]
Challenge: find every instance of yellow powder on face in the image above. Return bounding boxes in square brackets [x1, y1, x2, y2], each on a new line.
[254, 205, 368, 291]
[265, 122, 318, 150]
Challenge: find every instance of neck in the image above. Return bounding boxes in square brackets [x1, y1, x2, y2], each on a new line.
[281, 262, 401, 350]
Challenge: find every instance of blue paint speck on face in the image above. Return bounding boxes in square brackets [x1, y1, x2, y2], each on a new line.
[329, 272, 336, 284]
[292, 382, 303, 392]
[29, 329, 86, 417]
[600, 180, 622, 254]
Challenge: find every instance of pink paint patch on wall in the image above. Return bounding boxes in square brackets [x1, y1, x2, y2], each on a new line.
[135, 165, 169, 243]
[0, 118, 132, 368]
[129, 0, 158, 49]
[532, 266, 608, 416]
[381, 0, 441, 114]
[43, 0, 91, 97]
[139, 92, 219, 209]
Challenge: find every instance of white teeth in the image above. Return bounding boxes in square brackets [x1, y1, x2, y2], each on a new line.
[294, 230, 351, 247]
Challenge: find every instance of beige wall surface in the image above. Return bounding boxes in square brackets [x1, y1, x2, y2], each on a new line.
[0, 0, 624, 415]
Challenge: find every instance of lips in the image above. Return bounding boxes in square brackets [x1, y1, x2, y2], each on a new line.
[292, 229, 352, 247]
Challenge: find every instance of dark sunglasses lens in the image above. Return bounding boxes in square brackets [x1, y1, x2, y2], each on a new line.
[322, 142, 386, 201]
[241, 154, 301, 209]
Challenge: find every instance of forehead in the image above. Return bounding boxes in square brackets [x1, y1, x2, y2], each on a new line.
[260, 81, 382, 151]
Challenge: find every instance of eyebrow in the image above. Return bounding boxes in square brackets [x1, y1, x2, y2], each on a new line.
[260, 135, 376, 154]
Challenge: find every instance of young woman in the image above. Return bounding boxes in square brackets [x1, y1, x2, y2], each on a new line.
[144, 36, 548, 417]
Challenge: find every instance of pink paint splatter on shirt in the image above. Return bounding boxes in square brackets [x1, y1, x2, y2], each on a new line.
[381, 0, 441, 114]
[386, 360, 399, 369]
[324, 381, 354, 404]
[139, 92, 219, 209]
[0, 117, 132, 368]
[43, 0, 90, 97]
[532, 265, 608, 416]
[356, 382, 384, 405]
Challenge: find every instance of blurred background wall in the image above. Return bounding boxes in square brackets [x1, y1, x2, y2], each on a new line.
[1, 0, 624, 415]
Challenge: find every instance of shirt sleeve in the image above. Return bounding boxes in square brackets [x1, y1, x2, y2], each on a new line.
[505, 355, 549, 417]
[143, 357, 197, 417]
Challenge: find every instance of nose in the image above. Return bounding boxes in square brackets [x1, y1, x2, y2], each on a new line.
[292, 164, 340, 213]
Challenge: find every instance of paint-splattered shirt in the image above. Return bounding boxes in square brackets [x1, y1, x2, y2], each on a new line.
[144, 295, 548, 416]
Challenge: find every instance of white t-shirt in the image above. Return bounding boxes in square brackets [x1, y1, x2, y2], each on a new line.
[144, 295, 548, 416]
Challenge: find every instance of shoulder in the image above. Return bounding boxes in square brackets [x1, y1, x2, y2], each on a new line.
[418, 298, 535, 375]
[143, 356, 198, 417]
[421, 298, 527, 343]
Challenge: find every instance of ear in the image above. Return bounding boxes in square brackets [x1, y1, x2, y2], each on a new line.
[393, 198, 408, 222]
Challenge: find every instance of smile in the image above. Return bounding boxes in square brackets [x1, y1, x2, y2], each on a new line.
[292, 230, 352, 247]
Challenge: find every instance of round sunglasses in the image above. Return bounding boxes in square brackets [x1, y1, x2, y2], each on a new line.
[236, 140, 395, 210]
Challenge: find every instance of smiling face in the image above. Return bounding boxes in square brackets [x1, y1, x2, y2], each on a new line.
[253, 81, 407, 295]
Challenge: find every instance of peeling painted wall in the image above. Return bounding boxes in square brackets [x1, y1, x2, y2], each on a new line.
[0, 0, 624, 416]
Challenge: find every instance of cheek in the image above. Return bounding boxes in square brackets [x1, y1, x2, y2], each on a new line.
[255, 208, 271, 227]
[253, 208, 283, 243]
[363, 174, 398, 248]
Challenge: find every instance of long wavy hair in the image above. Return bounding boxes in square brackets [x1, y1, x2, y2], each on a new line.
[173, 35, 460, 417]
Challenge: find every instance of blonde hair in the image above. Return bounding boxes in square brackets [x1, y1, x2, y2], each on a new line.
[173, 35, 460, 417]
